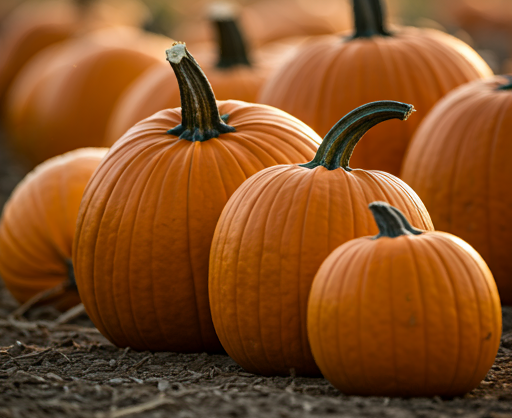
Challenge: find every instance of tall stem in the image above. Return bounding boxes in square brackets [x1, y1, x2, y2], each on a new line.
[300, 101, 414, 171]
[214, 18, 251, 68]
[369, 202, 423, 239]
[166, 43, 235, 142]
[351, 0, 391, 39]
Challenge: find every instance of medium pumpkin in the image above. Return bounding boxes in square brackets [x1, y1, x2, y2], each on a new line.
[73, 43, 321, 353]
[5, 27, 170, 166]
[258, 0, 492, 176]
[401, 75, 512, 304]
[209, 101, 434, 377]
[0, 0, 149, 108]
[308, 202, 501, 397]
[0, 148, 107, 312]
[105, 11, 275, 145]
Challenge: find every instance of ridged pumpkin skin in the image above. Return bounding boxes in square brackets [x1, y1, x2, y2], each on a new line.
[73, 44, 321, 353]
[402, 75, 512, 304]
[308, 202, 501, 397]
[258, 0, 492, 176]
[209, 102, 434, 377]
[5, 27, 169, 166]
[0, 148, 107, 311]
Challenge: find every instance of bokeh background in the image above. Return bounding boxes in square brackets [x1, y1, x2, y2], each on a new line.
[1, 0, 511, 74]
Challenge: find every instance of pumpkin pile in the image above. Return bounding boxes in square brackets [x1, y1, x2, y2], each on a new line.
[0, 0, 508, 401]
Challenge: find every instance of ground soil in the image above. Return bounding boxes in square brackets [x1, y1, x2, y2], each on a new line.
[1, 135, 512, 418]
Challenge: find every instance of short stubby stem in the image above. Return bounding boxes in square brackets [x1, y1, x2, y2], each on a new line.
[166, 42, 236, 142]
[369, 202, 423, 239]
[300, 101, 414, 171]
[351, 0, 391, 39]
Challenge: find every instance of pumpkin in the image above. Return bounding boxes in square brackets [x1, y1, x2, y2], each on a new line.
[0, 147, 108, 312]
[105, 9, 278, 145]
[258, 0, 492, 176]
[5, 27, 170, 166]
[308, 201, 501, 396]
[0, 0, 150, 109]
[73, 43, 321, 353]
[209, 101, 434, 377]
[401, 75, 512, 304]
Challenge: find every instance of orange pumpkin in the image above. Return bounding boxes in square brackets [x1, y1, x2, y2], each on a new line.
[0, 148, 107, 312]
[209, 101, 434, 377]
[5, 27, 170, 166]
[73, 43, 321, 353]
[402, 75, 512, 304]
[105, 12, 277, 145]
[258, 0, 492, 176]
[308, 201, 501, 396]
[0, 0, 149, 109]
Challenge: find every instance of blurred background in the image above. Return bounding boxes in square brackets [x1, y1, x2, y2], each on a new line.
[1, 0, 511, 74]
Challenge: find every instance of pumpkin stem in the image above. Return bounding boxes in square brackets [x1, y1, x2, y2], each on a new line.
[212, 5, 251, 68]
[497, 75, 512, 91]
[166, 42, 236, 142]
[369, 202, 423, 239]
[351, 0, 391, 39]
[300, 101, 414, 171]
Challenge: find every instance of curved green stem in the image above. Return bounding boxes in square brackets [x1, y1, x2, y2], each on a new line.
[214, 16, 251, 68]
[166, 43, 235, 142]
[351, 0, 391, 39]
[300, 101, 414, 171]
[369, 202, 423, 239]
[497, 75, 512, 91]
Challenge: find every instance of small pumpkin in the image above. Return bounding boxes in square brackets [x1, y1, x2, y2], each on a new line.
[105, 10, 276, 145]
[5, 27, 171, 166]
[73, 43, 321, 353]
[0, 147, 108, 312]
[308, 201, 501, 397]
[209, 101, 434, 377]
[258, 0, 492, 176]
[401, 75, 512, 304]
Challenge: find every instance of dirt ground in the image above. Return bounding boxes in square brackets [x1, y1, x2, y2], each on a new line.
[2, 136, 512, 418]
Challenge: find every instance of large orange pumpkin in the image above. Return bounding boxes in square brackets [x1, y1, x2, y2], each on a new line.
[308, 201, 501, 397]
[105, 12, 278, 145]
[209, 101, 434, 377]
[5, 27, 170, 166]
[258, 0, 492, 176]
[0, 148, 107, 312]
[401, 75, 512, 304]
[73, 43, 321, 353]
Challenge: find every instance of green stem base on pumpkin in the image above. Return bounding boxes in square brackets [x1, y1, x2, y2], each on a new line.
[369, 202, 423, 239]
[299, 101, 414, 171]
[213, 9, 251, 69]
[497, 75, 512, 91]
[166, 42, 236, 142]
[351, 0, 391, 39]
